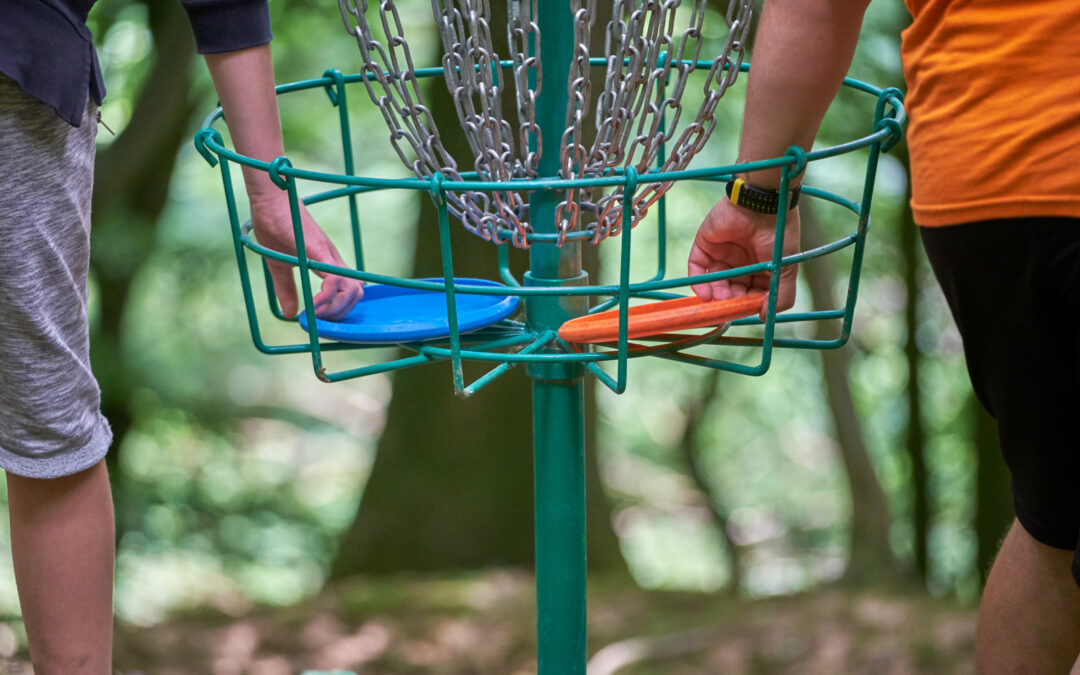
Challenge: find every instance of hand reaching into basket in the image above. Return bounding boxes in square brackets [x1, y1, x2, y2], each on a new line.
[688, 196, 800, 320]
[250, 194, 364, 321]
[203, 44, 364, 321]
[685, 0, 870, 321]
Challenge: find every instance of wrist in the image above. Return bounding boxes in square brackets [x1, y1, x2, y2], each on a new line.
[240, 160, 289, 203]
[245, 177, 289, 205]
[247, 191, 293, 222]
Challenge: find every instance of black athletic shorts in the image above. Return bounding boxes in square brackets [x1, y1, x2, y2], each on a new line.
[920, 217, 1080, 586]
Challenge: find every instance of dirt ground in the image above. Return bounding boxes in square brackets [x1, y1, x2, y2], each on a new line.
[0, 571, 976, 674]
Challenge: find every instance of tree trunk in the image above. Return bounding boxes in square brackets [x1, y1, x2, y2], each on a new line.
[330, 2, 623, 578]
[675, 370, 741, 592]
[801, 209, 898, 586]
[892, 142, 931, 583]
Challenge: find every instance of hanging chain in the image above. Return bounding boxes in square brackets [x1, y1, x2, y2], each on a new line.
[339, 0, 500, 242]
[587, 0, 753, 243]
[340, 0, 751, 248]
[609, 0, 752, 238]
[554, 0, 597, 243]
[433, 0, 533, 246]
[587, 0, 697, 241]
[508, 0, 541, 180]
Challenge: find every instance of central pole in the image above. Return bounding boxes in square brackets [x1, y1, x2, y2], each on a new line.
[527, 3, 589, 674]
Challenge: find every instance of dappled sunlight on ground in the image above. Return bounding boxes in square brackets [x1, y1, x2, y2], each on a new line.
[1, 571, 975, 674]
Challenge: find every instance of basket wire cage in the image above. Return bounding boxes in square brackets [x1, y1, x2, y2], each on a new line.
[194, 1, 905, 671]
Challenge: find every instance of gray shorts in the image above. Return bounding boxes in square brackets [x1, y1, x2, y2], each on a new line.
[0, 74, 112, 478]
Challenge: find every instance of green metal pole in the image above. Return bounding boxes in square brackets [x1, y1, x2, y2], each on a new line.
[528, 3, 588, 674]
[533, 379, 587, 673]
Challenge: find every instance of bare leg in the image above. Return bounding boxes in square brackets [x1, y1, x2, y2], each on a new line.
[977, 519, 1080, 675]
[6, 460, 115, 674]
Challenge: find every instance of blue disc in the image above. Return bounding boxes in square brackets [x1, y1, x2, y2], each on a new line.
[298, 278, 521, 344]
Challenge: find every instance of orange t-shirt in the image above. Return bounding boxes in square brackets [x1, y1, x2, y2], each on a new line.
[900, 0, 1080, 226]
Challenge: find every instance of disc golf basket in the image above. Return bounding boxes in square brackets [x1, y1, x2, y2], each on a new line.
[194, 1, 905, 672]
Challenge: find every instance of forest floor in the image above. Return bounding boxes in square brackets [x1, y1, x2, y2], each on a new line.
[1, 570, 977, 675]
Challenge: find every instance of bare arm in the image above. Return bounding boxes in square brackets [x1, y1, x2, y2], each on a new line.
[737, 0, 868, 188]
[689, 0, 870, 312]
[205, 44, 363, 319]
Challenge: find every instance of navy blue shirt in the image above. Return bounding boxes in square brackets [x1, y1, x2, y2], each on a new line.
[0, 0, 272, 126]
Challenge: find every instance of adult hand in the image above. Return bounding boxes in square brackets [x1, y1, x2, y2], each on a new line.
[250, 194, 364, 321]
[688, 197, 800, 320]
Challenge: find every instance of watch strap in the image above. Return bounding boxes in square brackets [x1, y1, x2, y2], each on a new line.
[726, 177, 801, 214]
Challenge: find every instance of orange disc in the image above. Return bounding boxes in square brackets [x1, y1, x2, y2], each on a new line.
[558, 292, 766, 343]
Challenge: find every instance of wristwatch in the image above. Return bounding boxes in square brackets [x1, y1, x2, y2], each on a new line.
[725, 177, 801, 214]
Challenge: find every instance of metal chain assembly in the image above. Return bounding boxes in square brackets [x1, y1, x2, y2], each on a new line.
[570, 0, 753, 244]
[433, 0, 533, 246]
[339, 0, 752, 248]
[508, 0, 542, 181]
[554, 0, 596, 242]
[339, 0, 504, 243]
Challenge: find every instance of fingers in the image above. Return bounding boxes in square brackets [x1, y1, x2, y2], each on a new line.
[689, 199, 801, 317]
[767, 210, 801, 318]
[255, 205, 364, 321]
[267, 260, 299, 318]
[275, 270, 362, 322]
[688, 232, 753, 303]
[765, 264, 798, 320]
[267, 251, 363, 321]
[300, 221, 366, 321]
[307, 240, 364, 321]
[312, 274, 364, 321]
[282, 236, 363, 321]
[688, 243, 716, 301]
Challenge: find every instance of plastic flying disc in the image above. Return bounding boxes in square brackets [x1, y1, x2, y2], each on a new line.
[558, 292, 766, 343]
[298, 278, 520, 344]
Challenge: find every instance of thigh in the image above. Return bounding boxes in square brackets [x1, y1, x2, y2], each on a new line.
[0, 75, 112, 477]
[920, 218, 1080, 554]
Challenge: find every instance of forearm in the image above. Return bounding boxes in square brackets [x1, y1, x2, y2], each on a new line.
[204, 43, 285, 201]
[199, 21, 364, 319]
[739, 0, 870, 188]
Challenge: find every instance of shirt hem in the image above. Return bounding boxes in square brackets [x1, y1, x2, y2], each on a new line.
[912, 198, 1080, 228]
[0, 413, 113, 479]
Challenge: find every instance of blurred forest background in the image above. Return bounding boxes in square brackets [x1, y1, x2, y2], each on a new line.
[0, 0, 1011, 672]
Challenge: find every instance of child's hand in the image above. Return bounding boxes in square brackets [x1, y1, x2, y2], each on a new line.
[688, 197, 800, 320]
[250, 194, 364, 320]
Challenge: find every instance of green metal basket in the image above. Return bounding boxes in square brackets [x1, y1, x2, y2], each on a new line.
[194, 62, 905, 397]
